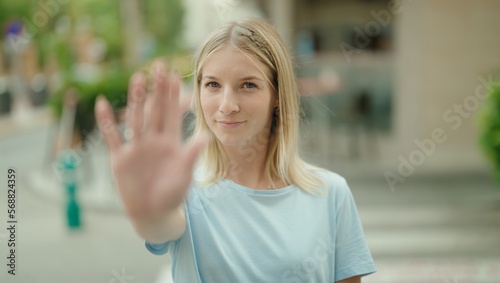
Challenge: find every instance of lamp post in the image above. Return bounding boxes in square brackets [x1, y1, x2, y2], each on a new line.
[59, 151, 82, 229]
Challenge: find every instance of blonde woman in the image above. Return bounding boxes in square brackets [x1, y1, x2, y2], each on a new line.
[95, 18, 376, 283]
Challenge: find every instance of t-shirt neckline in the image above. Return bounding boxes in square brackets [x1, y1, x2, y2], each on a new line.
[222, 178, 295, 196]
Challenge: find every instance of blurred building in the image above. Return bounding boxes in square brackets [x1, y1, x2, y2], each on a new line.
[253, 0, 500, 175]
[2, 0, 499, 176]
[182, 0, 265, 48]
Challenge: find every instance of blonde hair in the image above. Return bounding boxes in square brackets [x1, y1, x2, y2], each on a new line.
[192, 18, 324, 194]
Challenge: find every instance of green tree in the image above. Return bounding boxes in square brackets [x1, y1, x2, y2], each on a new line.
[0, 2, 33, 28]
[142, 0, 185, 56]
[48, 0, 186, 142]
[479, 82, 500, 184]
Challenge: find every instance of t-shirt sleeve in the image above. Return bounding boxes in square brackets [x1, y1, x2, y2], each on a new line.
[333, 177, 376, 282]
[144, 201, 189, 256]
[145, 241, 172, 255]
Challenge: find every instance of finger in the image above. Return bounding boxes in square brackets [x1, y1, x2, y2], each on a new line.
[95, 96, 122, 152]
[163, 73, 182, 140]
[148, 61, 168, 132]
[126, 73, 147, 139]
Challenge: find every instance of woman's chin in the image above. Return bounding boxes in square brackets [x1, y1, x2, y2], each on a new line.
[217, 138, 242, 147]
[214, 134, 247, 147]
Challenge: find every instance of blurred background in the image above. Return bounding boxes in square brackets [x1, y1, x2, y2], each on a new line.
[0, 0, 500, 282]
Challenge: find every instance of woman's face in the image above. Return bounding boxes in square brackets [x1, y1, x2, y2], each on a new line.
[200, 46, 276, 148]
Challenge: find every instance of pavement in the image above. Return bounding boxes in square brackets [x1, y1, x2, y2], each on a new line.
[1, 108, 500, 283]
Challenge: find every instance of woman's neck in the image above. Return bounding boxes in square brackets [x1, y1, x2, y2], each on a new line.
[223, 144, 274, 190]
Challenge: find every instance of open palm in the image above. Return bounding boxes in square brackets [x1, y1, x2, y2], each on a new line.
[95, 62, 208, 220]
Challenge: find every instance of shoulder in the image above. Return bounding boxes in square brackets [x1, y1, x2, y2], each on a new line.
[308, 169, 364, 223]
[305, 166, 355, 210]
[315, 169, 348, 187]
[307, 165, 350, 194]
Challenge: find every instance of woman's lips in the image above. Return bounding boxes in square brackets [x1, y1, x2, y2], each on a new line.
[217, 121, 245, 128]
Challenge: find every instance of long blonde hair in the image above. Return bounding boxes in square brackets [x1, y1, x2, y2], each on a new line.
[192, 18, 324, 194]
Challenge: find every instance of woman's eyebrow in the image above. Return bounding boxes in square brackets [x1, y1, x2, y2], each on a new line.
[239, 76, 265, 81]
[201, 75, 218, 81]
[201, 75, 265, 81]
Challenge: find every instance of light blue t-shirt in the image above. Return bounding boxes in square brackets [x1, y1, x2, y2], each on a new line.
[146, 169, 376, 282]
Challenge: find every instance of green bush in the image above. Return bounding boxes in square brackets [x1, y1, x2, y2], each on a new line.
[479, 84, 500, 183]
[50, 70, 131, 142]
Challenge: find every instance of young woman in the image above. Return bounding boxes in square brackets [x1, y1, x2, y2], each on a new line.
[95, 18, 376, 283]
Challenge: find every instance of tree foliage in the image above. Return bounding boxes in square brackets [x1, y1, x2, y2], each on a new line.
[479, 83, 500, 184]
[142, 0, 185, 55]
[0, 2, 33, 28]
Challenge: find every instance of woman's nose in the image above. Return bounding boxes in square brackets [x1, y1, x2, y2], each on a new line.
[218, 89, 239, 115]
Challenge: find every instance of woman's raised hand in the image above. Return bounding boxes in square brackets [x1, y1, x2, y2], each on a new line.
[95, 61, 209, 220]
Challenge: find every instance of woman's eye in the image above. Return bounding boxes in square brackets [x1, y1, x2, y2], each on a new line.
[243, 82, 256, 89]
[206, 82, 219, 88]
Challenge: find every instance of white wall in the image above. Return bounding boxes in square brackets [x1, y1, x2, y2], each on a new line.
[394, 0, 500, 173]
[181, 0, 264, 49]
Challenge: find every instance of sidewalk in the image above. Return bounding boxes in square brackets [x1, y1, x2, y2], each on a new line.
[0, 106, 53, 138]
[352, 174, 500, 282]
